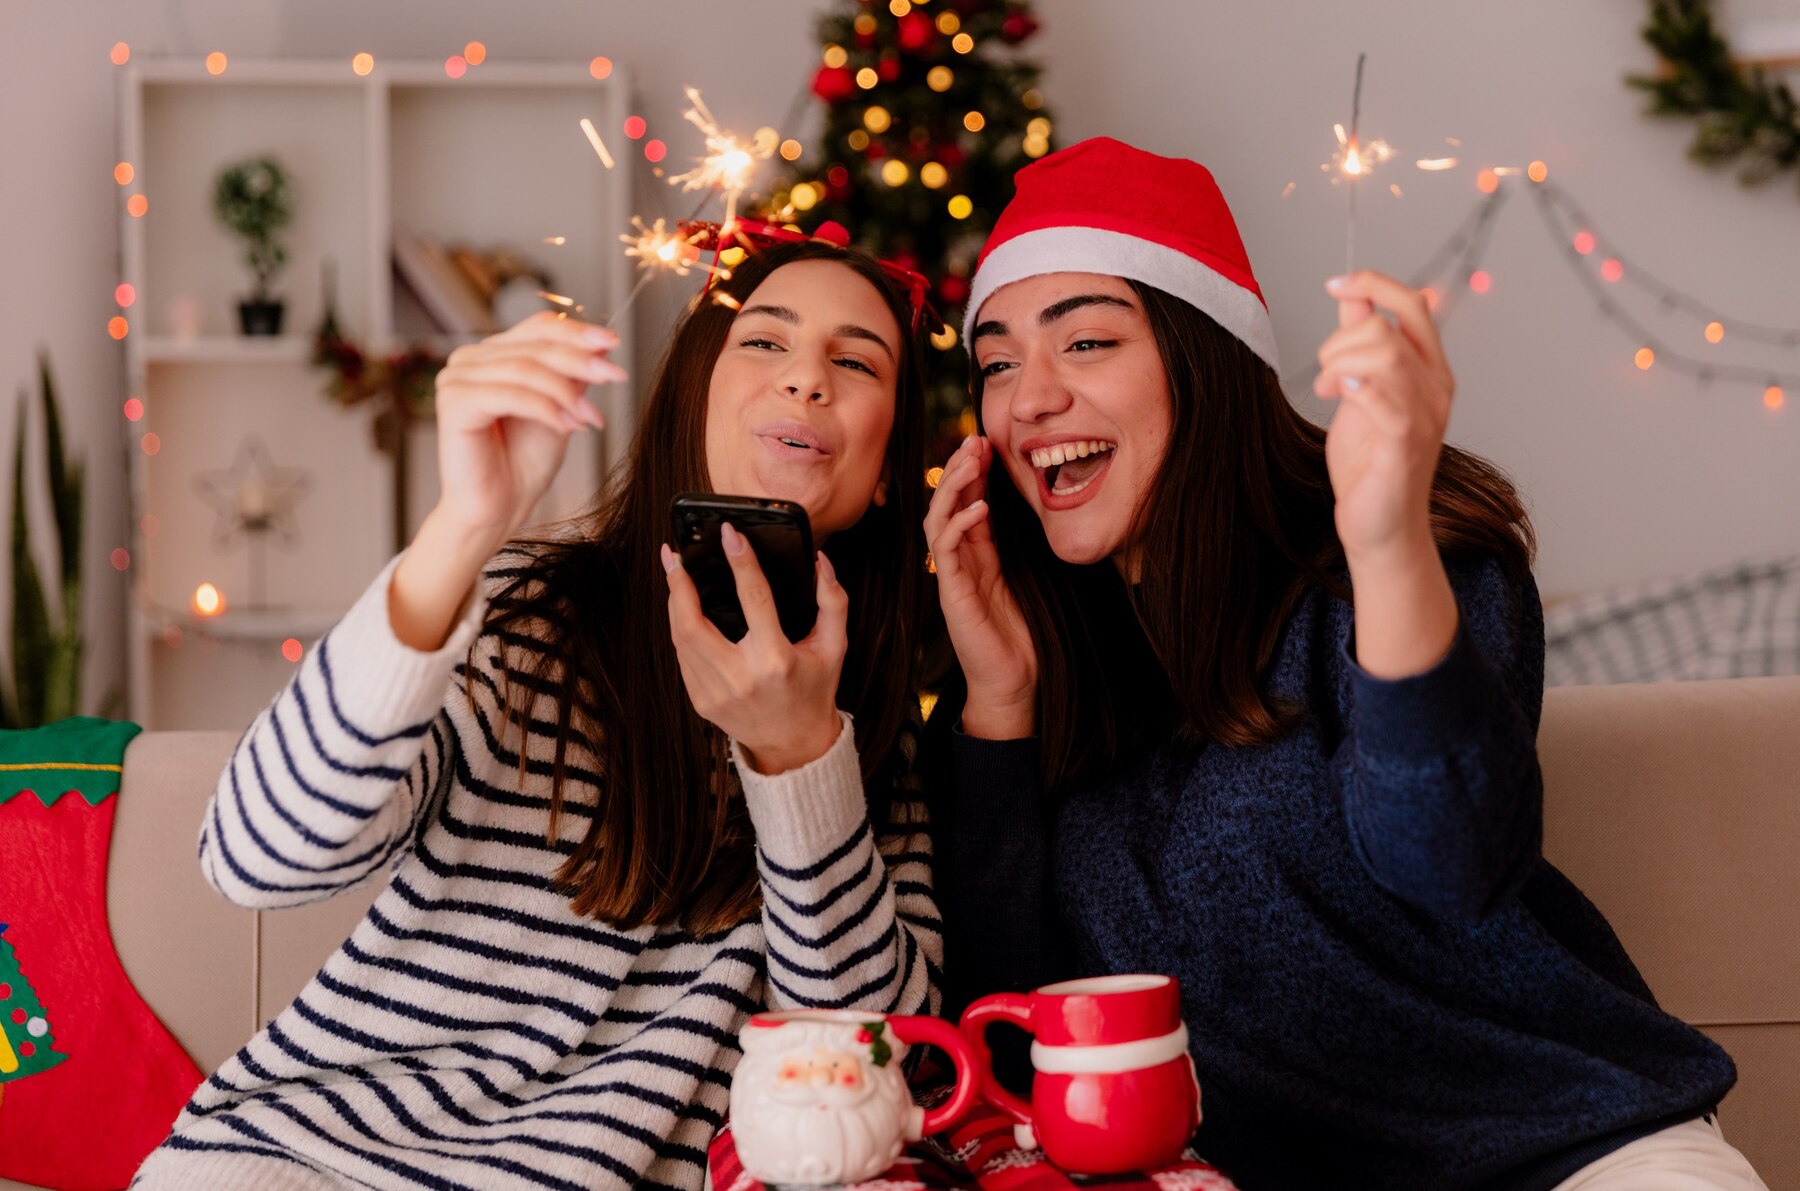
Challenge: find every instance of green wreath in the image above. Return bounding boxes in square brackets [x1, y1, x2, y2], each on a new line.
[1629, 0, 1800, 193]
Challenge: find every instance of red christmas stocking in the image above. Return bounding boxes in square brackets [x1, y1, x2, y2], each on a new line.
[0, 717, 205, 1190]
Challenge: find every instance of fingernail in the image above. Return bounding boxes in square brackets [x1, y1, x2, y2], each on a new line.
[1326, 274, 1350, 292]
[817, 550, 836, 583]
[583, 328, 616, 347]
[583, 404, 606, 429]
[721, 522, 745, 556]
[659, 543, 677, 574]
[588, 358, 616, 381]
[1342, 376, 1362, 391]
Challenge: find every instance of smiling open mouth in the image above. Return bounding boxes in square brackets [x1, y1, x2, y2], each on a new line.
[1029, 440, 1117, 496]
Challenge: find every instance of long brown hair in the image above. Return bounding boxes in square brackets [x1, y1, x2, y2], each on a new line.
[978, 280, 1534, 795]
[477, 241, 927, 933]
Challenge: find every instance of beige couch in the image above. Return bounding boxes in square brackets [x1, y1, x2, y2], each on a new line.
[5, 676, 1797, 1190]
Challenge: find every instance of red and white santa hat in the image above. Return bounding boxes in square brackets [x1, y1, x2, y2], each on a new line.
[964, 136, 1279, 374]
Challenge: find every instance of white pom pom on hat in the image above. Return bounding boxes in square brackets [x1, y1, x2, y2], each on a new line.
[963, 136, 1279, 374]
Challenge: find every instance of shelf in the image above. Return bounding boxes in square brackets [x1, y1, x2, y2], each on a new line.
[122, 58, 633, 729]
[171, 607, 343, 641]
[142, 336, 315, 365]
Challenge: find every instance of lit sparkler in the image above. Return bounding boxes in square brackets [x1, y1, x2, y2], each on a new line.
[669, 86, 774, 229]
[607, 216, 726, 328]
[1331, 53, 1396, 275]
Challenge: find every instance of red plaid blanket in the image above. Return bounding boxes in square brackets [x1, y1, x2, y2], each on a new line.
[707, 1103, 1239, 1190]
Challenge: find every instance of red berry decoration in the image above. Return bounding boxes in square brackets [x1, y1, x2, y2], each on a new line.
[1001, 11, 1040, 42]
[898, 11, 935, 52]
[856, 1028, 873, 1043]
[811, 65, 857, 104]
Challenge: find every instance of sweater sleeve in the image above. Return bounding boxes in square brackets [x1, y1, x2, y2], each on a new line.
[195, 549, 494, 909]
[732, 713, 942, 1017]
[1337, 553, 1547, 920]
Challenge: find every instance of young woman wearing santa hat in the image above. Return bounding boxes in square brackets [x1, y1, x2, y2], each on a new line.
[926, 137, 1760, 1190]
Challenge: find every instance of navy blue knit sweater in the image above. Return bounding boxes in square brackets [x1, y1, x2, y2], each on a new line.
[936, 555, 1736, 1191]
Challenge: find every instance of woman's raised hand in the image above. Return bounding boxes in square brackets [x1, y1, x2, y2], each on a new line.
[661, 528, 851, 776]
[1312, 271, 1454, 570]
[431, 311, 626, 547]
[924, 435, 1039, 739]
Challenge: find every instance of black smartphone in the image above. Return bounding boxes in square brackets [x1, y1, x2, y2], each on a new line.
[670, 494, 819, 643]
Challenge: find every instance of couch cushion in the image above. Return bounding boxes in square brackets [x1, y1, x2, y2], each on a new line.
[1540, 675, 1800, 1189]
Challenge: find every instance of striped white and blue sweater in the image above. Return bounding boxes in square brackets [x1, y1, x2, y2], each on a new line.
[135, 549, 942, 1191]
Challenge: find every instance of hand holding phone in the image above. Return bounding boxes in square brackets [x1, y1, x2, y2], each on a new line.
[661, 494, 848, 775]
[670, 494, 819, 643]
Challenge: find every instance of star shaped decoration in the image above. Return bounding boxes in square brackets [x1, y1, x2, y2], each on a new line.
[192, 435, 311, 551]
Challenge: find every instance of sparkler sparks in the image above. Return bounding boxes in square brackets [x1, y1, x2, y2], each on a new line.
[579, 117, 616, 169]
[669, 86, 775, 227]
[606, 216, 729, 328]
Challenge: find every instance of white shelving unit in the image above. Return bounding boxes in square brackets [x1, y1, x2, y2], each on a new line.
[118, 58, 637, 729]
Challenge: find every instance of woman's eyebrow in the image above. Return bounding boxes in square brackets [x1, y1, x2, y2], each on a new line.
[833, 324, 895, 361]
[737, 304, 894, 361]
[1037, 293, 1135, 324]
[972, 293, 1136, 345]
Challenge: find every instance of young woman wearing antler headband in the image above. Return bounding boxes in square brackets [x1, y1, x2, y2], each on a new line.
[137, 234, 944, 1191]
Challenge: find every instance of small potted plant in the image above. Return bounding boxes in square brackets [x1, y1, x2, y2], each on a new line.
[213, 156, 294, 335]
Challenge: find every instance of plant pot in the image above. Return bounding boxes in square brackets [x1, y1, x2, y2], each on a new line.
[238, 299, 285, 336]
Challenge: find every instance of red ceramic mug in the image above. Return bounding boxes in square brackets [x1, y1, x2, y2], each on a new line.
[960, 974, 1201, 1175]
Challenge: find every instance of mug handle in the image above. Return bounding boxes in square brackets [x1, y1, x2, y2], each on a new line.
[958, 994, 1037, 1139]
[886, 1014, 981, 1137]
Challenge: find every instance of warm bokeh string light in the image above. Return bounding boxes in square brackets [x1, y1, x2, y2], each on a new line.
[192, 583, 226, 618]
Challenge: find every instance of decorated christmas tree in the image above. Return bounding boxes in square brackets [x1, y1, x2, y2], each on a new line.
[769, 0, 1055, 457]
[0, 922, 66, 1101]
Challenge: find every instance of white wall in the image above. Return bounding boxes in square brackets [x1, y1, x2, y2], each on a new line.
[2, 0, 1796, 716]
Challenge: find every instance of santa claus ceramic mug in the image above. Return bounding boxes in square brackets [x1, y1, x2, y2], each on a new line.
[730, 1008, 980, 1185]
[960, 974, 1202, 1175]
